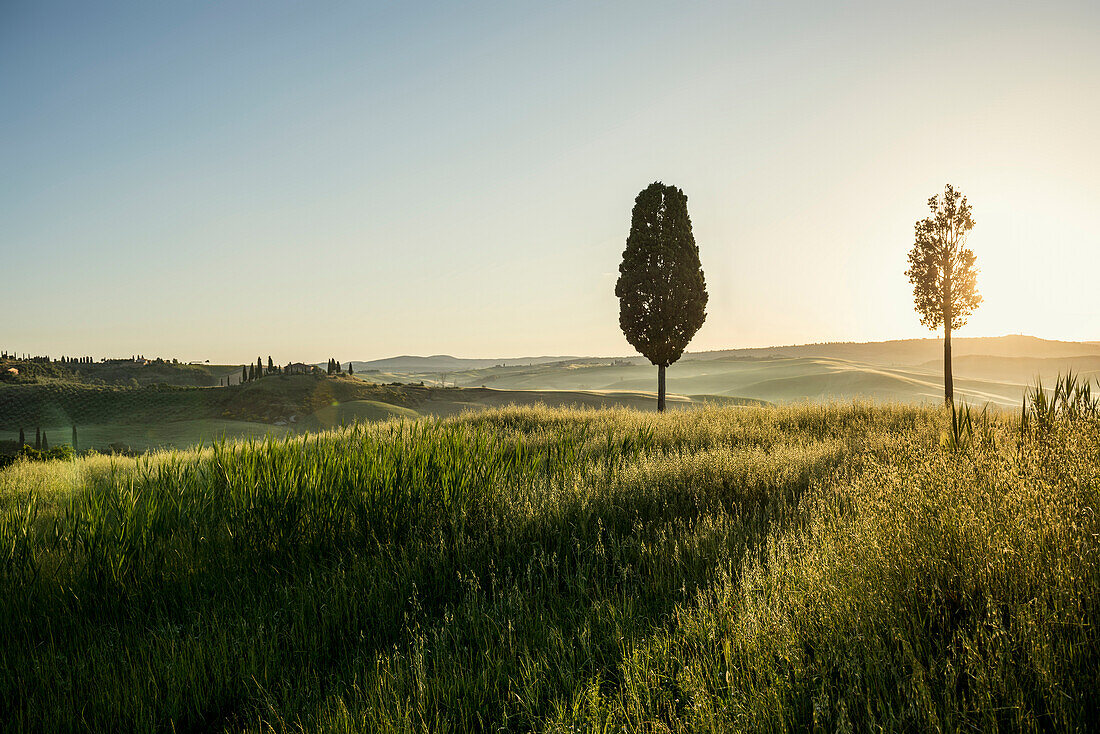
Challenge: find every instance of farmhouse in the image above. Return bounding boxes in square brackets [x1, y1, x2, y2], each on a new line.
[284, 362, 316, 375]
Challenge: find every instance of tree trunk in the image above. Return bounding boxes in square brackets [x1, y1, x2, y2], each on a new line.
[944, 322, 954, 404]
[657, 364, 667, 413]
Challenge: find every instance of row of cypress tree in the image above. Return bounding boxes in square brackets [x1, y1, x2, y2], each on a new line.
[240, 356, 281, 383]
[326, 358, 352, 375]
[14, 427, 75, 451]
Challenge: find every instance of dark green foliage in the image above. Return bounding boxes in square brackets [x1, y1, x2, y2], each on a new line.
[348, 362, 353, 375]
[40, 432, 47, 450]
[616, 182, 707, 411]
[18, 429, 24, 447]
[34, 427, 40, 450]
[14, 443, 74, 462]
[242, 365, 248, 384]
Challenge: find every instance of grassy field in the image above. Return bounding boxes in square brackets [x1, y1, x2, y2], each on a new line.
[1, 397, 1098, 731]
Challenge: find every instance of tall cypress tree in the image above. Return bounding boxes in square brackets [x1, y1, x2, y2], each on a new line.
[257, 357, 264, 378]
[241, 365, 248, 384]
[19, 428, 25, 446]
[615, 182, 708, 412]
[35, 427, 41, 450]
[41, 432, 48, 450]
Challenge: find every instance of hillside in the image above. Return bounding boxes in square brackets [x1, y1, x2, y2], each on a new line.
[360, 335, 1100, 407]
[4, 335, 1099, 453]
[2, 403, 1097, 730]
[0, 372, 755, 453]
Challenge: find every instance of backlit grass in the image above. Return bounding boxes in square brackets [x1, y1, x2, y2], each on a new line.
[1, 401, 1097, 731]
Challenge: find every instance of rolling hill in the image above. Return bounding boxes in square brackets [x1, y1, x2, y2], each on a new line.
[349, 335, 1100, 408]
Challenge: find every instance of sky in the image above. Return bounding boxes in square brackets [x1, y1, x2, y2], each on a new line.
[2, 1, 1099, 364]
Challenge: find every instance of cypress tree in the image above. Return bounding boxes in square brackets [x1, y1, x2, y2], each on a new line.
[268, 356, 274, 371]
[35, 427, 41, 450]
[241, 365, 248, 384]
[42, 432, 48, 450]
[615, 182, 708, 412]
[257, 357, 263, 378]
[19, 428, 25, 446]
[348, 362, 353, 375]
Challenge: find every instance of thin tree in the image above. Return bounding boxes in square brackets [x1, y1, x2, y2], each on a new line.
[41, 432, 48, 450]
[35, 427, 41, 450]
[348, 362, 353, 375]
[257, 357, 264, 378]
[615, 182, 708, 411]
[905, 184, 981, 403]
[268, 356, 274, 371]
[241, 365, 248, 384]
[19, 428, 25, 447]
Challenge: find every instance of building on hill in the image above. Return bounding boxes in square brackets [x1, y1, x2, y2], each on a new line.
[285, 362, 317, 375]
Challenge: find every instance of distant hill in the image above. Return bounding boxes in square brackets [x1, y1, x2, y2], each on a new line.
[342, 354, 586, 374]
[346, 335, 1100, 408]
[351, 336, 1100, 375]
[687, 335, 1100, 364]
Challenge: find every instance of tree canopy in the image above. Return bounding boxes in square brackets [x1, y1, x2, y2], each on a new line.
[615, 182, 707, 369]
[905, 184, 981, 332]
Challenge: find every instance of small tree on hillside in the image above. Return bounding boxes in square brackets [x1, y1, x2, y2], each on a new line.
[257, 357, 264, 378]
[41, 432, 48, 450]
[268, 356, 274, 371]
[35, 427, 41, 450]
[19, 428, 25, 446]
[241, 365, 248, 384]
[348, 362, 353, 375]
[615, 182, 708, 411]
[905, 184, 981, 403]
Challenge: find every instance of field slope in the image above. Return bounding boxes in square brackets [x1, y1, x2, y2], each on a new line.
[1, 403, 1098, 731]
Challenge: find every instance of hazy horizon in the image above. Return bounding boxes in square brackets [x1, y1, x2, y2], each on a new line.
[4, 1, 1099, 364]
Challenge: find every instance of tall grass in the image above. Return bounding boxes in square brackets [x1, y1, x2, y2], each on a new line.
[0, 401, 1096, 731]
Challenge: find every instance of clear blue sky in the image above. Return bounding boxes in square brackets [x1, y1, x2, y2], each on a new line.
[3, 1, 1098, 363]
